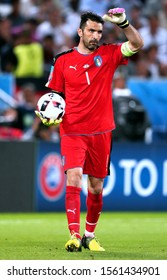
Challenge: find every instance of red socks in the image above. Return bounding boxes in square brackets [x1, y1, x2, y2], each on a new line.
[65, 186, 103, 238]
[65, 186, 81, 239]
[85, 190, 103, 235]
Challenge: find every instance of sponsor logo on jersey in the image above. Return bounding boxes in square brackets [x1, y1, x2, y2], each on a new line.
[38, 153, 65, 201]
[94, 55, 102, 67]
[69, 65, 77, 70]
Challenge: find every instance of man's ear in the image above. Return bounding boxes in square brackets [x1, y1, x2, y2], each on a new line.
[77, 28, 82, 38]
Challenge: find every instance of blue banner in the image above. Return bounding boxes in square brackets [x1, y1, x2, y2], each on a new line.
[0, 73, 15, 110]
[35, 141, 167, 212]
[101, 142, 167, 211]
[35, 141, 66, 211]
[127, 78, 167, 132]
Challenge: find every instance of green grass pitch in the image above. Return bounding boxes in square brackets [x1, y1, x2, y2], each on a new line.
[0, 212, 167, 260]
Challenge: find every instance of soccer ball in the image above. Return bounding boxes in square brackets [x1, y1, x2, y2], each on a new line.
[37, 92, 65, 120]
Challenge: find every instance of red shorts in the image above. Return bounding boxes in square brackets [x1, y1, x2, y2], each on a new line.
[60, 132, 112, 178]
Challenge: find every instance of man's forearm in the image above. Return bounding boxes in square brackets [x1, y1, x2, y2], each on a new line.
[122, 24, 144, 52]
[102, 7, 144, 52]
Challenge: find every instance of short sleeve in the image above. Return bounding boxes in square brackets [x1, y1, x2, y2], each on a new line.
[46, 56, 65, 93]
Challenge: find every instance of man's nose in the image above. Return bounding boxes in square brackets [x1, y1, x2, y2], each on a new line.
[93, 32, 99, 39]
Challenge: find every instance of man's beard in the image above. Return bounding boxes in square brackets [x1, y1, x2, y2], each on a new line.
[83, 39, 98, 51]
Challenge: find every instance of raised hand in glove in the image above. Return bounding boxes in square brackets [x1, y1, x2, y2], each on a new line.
[102, 8, 129, 28]
[35, 110, 62, 126]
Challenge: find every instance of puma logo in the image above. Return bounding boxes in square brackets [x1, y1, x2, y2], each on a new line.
[67, 208, 76, 214]
[69, 65, 77, 71]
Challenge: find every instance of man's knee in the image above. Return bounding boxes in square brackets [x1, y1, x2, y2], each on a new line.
[88, 176, 104, 194]
[66, 168, 83, 187]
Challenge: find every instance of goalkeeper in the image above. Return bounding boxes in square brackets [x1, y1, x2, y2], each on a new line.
[36, 7, 144, 252]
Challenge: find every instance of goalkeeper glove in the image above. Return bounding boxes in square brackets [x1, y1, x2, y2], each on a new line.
[102, 7, 129, 28]
[35, 110, 62, 126]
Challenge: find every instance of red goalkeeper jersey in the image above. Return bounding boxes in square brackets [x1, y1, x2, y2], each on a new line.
[47, 43, 128, 136]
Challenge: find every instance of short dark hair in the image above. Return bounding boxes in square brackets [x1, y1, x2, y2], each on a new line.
[79, 11, 104, 30]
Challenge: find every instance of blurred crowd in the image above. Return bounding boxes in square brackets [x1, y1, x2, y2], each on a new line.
[0, 0, 167, 142]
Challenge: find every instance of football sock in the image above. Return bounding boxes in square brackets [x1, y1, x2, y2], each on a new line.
[65, 185, 81, 239]
[85, 190, 103, 235]
[84, 230, 94, 238]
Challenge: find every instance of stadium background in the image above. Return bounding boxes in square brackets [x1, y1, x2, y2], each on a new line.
[0, 0, 167, 213]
